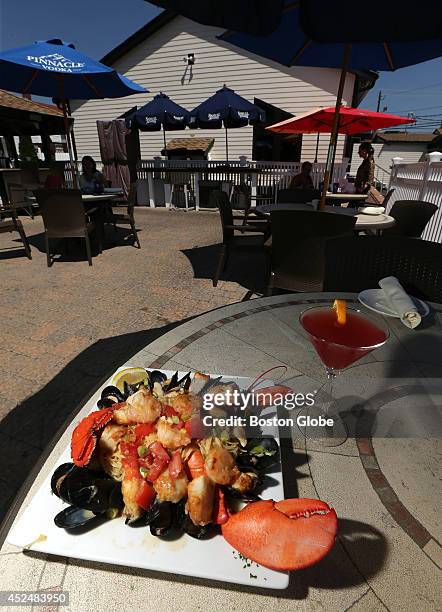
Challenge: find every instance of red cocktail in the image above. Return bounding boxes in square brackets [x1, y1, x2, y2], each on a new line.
[298, 304, 389, 446]
[300, 307, 389, 372]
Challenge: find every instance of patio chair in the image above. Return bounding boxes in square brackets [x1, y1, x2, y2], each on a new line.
[277, 188, 320, 204]
[7, 182, 35, 218]
[111, 183, 140, 248]
[164, 171, 193, 211]
[323, 236, 442, 303]
[383, 199, 438, 238]
[211, 190, 270, 287]
[267, 210, 356, 294]
[35, 189, 101, 267]
[0, 204, 32, 259]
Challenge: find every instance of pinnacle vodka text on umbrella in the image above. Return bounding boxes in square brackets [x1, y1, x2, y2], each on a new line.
[25, 53, 85, 73]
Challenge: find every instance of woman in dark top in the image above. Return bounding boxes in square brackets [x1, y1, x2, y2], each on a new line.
[289, 161, 314, 189]
[355, 142, 375, 194]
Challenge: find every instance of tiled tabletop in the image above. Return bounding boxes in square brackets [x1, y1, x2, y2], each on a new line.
[1, 293, 441, 612]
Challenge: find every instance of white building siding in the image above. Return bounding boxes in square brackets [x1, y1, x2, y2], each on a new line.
[71, 15, 354, 162]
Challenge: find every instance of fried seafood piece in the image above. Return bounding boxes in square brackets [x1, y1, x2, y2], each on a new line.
[153, 468, 188, 503]
[229, 469, 259, 494]
[156, 417, 191, 450]
[187, 475, 215, 525]
[204, 446, 237, 485]
[113, 387, 162, 424]
[97, 423, 126, 480]
[122, 475, 144, 519]
[165, 392, 202, 421]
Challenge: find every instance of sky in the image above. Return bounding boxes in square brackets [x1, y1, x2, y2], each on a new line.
[2, 0, 442, 132]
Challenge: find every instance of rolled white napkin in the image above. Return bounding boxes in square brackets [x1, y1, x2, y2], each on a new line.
[358, 206, 385, 215]
[379, 276, 421, 329]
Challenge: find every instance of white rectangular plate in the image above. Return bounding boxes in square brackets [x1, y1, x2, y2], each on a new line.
[7, 370, 289, 590]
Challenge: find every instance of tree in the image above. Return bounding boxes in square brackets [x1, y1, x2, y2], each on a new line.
[19, 135, 38, 162]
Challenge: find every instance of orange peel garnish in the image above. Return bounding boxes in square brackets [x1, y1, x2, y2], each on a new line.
[333, 299, 347, 325]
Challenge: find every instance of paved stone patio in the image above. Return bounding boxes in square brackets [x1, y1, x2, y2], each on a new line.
[0, 208, 267, 520]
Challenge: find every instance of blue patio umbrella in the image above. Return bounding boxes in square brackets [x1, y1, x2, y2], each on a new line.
[150, 1, 442, 205]
[126, 92, 189, 155]
[189, 85, 265, 159]
[0, 39, 146, 180]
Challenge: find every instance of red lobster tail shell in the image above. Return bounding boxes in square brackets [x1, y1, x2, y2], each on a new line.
[71, 408, 115, 467]
[222, 498, 338, 571]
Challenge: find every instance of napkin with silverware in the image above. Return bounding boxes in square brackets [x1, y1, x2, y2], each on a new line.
[379, 276, 421, 329]
[358, 206, 385, 215]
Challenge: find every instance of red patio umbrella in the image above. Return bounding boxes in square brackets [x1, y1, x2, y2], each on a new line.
[267, 106, 416, 163]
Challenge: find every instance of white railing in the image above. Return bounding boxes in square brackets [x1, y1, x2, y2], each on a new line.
[136, 159, 349, 209]
[388, 161, 442, 242]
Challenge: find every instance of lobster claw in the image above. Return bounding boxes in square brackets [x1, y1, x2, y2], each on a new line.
[71, 407, 116, 467]
[222, 498, 338, 571]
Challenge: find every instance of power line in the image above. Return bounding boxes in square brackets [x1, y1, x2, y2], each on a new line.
[386, 104, 442, 113]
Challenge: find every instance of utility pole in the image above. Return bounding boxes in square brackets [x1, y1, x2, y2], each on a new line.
[376, 90, 385, 112]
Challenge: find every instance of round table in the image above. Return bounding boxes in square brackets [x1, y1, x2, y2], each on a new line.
[0, 293, 440, 611]
[25, 193, 121, 204]
[325, 192, 368, 204]
[256, 203, 396, 231]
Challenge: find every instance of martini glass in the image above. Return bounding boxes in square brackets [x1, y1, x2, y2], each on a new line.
[299, 306, 389, 446]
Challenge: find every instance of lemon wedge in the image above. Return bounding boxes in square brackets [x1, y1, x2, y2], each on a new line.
[333, 299, 347, 325]
[112, 367, 149, 392]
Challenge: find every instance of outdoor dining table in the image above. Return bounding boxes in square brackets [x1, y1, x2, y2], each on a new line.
[256, 202, 396, 232]
[325, 192, 368, 205]
[0, 292, 440, 611]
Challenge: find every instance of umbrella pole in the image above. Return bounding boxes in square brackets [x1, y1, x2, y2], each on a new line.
[225, 127, 229, 161]
[314, 132, 319, 163]
[319, 44, 351, 210]
[163, 128, 167, 158]
[62, 101, 78, 189]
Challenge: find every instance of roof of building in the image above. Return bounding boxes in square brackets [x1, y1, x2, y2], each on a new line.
[165, 137, 214, 152]
[0, 90, 63, 117]
[375, 131, 435, 143]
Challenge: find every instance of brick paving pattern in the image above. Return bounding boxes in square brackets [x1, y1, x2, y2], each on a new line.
[0, 208, 267, 520]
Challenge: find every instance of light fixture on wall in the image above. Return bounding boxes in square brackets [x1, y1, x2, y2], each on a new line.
[181, 54, 195, 85]
[183, 53, 195, 66]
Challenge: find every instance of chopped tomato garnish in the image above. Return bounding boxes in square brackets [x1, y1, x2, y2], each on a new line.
[134, 423, 155, 443]
[145, 456, 167, 482]
[168, 450, 184, 479]
[148, 441, 170, 463]
[135, 480, 156, 510]
[161, 404, 179, 418]
[120, 442, 139, 469]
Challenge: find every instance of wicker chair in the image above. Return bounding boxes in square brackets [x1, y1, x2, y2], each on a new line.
[211, 190, 270, 287]
[111, 183, 140, 248]
[267, 210, 356, 294]
[324, 235, 442, 303]
[35, 189, 101, 267]
[383, 199, 438, 238]
[0, 204, 32, 259]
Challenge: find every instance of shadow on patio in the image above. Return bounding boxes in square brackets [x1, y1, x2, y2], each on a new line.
[181, 243, 269, 294]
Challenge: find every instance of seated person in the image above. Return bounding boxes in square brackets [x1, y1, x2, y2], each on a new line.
[44, 161, 65, 189]
[79, 155, 105, 193]
[289, 161, 314, 190]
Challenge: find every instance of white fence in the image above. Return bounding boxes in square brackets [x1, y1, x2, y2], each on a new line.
[136, 159, 349, 209]
[388, 161, 442, 243]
